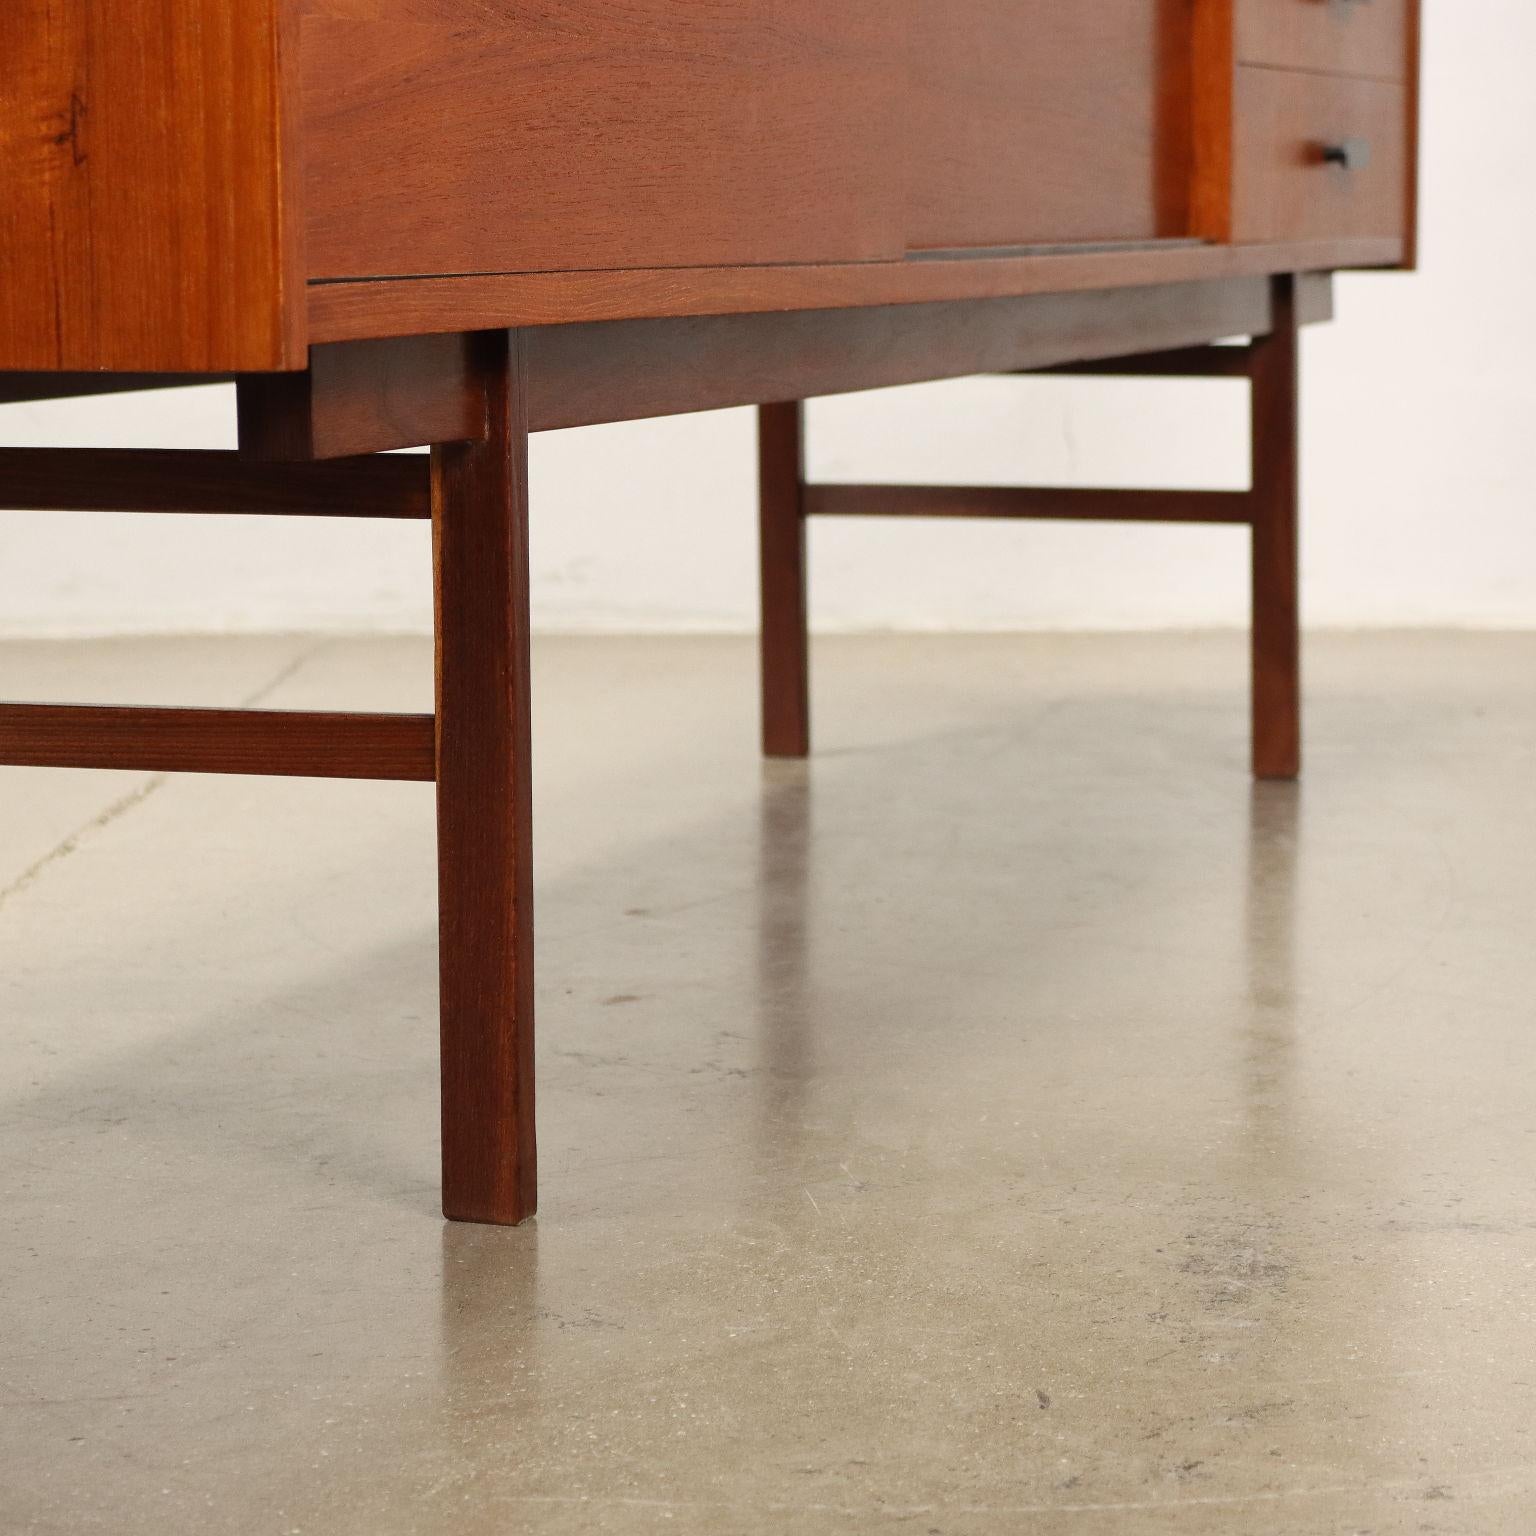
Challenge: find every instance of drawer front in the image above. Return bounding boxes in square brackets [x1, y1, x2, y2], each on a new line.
[1232, 68, 1407, 243]
[1236, 0, 1409, 81]
[907, 0, 1190, 250]
[302, 2, 906, 281]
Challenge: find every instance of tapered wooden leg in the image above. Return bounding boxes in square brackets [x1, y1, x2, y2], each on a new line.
[1249, 275, 1302, 782]
[432, 330, 537, 1225]
[759, 401, 810, 758]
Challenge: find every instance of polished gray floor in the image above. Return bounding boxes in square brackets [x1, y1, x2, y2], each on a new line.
[2, 632, 1533, 1534]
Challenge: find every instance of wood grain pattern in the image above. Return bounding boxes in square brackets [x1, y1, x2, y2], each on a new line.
[239, 335, 483, 460]
[1249, 274, 1301, 780]
[305, 238, 1403, 344]
[1, 0, 298, 371]
[907, 0, 1191, 250]
[525, 280, 1277, 432]
[0, 449, 429, 517]
[433, 330, 537, 1227]
[0, 705, 435, 780]
[1191, 0, 1238, 241]
[302, 0, 905, 281]
[759, 403, 810, 760]
[1232, 69, 1408, 244]
[1236, 0, 1409, 80]
[806, 485, 1254, 525]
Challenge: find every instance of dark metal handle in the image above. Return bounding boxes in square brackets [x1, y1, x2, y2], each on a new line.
[1321, 138, 1372, 171]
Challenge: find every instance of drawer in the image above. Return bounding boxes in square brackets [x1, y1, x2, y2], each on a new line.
[1232, 67, 1408, 242]
[1235, 0, 1409, 81]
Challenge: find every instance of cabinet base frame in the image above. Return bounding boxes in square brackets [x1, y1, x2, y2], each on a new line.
[0, 273, 1312, 1225]
[760, 275, 1303, 783]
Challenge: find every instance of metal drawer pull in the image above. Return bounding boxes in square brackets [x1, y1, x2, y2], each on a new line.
[1321, 138, 1372, 171]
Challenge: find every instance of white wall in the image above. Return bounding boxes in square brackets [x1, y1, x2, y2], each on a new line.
[0, 0, 1530, 638]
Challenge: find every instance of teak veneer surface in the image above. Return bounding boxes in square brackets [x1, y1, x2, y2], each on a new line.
[906, 0, 1192, 251]
[2, 0, 296, 372]
[301, 0, 907, 280]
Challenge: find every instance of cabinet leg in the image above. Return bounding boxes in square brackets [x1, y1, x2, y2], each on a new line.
[759, 401, 810, 758]
[1250, 276, 1302, 782]
[432, 330, 537, 1225]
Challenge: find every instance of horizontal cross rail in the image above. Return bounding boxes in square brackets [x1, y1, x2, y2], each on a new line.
[804, 485, 1254, 525]
[0, 705, 436, 781]
[0, 449, 430, 517]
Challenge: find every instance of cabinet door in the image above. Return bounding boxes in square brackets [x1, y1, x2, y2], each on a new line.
[906, 0, 1192, 252]
[302, 0, 906, 281]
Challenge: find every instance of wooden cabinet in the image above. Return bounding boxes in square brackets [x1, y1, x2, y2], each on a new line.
[1, 0, 1421, 371]
[0, 0, 1426, 1231]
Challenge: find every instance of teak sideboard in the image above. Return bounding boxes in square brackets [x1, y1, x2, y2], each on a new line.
[2, 1, 1420, 1224]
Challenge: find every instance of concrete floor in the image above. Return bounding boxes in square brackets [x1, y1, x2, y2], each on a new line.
[2, 631, 1534, 1535]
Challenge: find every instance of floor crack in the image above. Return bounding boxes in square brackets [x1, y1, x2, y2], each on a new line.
[0, 638, 332, 913]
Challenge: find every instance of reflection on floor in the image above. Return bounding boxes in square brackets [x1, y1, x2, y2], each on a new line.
[2, 632, 1533, 1535]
